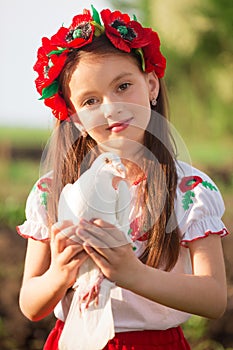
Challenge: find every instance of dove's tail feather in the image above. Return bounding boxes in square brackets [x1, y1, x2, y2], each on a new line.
[73, 258, 105, 309]
[59, 279, 115, 350]
[79, 273, 104, 309]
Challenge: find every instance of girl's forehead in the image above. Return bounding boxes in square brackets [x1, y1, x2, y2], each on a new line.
[77, 51, 136, 65]
[70, 54, 142, 85]
[74, 53, 140, 73]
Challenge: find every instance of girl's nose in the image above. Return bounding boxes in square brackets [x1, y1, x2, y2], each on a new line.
[101, 101, 123, 119]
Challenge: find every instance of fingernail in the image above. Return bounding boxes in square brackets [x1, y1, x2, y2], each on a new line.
[80, 218, 88, 224]
[90, 218, 97, 223]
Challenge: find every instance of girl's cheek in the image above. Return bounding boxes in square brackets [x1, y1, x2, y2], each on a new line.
[79, 109, 104, 129]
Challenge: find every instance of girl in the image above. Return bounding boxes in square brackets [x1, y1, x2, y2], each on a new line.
[17, 6, 229, 350]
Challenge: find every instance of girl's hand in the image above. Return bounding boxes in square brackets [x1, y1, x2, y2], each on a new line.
[49, 220, 88, 290]
[76, 219, 143, 289]
[19, 220, 88, 321]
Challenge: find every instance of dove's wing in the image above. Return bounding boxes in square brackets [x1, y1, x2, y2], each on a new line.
[115, 180, 131, 236]
[58, 183, 79, 224]
[58, 170, 95, 224]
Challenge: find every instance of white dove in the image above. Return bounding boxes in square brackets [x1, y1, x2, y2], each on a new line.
[57, 152, 131, 350]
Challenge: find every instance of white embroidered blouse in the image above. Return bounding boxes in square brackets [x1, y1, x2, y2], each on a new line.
[17, 161, 228, 331]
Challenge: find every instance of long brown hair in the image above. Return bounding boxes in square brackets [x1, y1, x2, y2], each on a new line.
[45, 34, 180, 271]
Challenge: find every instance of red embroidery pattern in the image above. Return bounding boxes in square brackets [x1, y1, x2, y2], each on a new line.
[179, 175, 218, 210]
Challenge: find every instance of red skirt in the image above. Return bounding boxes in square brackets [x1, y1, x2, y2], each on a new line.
[43, 320, 191, 350]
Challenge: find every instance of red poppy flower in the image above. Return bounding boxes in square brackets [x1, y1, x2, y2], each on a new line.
[33, 38, 50, 76]
[34, 37, 67, 93]
[142, 32, 166, 76]
[179, 176, 203, 193]
[101, 9, 152, 52]
[50, 11, 94, 48]
[44, 93, 69, 121]
[34, 54, 67, 94]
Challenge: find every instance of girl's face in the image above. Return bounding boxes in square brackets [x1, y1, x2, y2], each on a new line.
[68, 54, 159, 152]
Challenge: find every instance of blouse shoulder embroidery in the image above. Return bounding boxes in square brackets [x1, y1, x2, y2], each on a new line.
[179, 175, 218, 210]
[34, 177, 52, 210]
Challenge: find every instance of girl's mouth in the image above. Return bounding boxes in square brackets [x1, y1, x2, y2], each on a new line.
[106, 117, 134, 133]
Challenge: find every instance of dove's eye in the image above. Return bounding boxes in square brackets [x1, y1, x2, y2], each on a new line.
[105, 157, 112, 164]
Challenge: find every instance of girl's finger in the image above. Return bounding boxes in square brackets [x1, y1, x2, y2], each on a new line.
[51, 220, 74, 240]
[83, 244, 110, 269]
[51, 232, 67, 254]
[84, 218, 117, 235]
[51, 221, 84, 255]
[79, 219, 129, 248]
[71, 250, 89, 265]
[60, 225, 84, 245]
[57, 243, 86, 265]
[77, 228, 110, 249]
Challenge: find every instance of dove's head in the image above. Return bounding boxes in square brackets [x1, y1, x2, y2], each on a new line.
[92, 152, 126, 179]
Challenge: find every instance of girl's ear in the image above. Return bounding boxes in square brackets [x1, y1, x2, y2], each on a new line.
[147, 71, 160, 100]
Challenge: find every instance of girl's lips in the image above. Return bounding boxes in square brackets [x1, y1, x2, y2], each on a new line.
[106, 117, 133, 133]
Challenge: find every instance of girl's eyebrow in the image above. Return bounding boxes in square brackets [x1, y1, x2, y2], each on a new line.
[75, 73, 134, 101]
[110, 72, 133, 85]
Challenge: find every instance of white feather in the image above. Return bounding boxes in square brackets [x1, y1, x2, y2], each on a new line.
[57, 152, 131, 350]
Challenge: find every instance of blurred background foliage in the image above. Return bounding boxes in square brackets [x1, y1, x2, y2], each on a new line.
[0, 0, 232, 349]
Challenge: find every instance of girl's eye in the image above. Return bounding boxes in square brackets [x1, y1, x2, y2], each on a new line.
[83, 98, 99, 107]
[118, 82, 131, 91]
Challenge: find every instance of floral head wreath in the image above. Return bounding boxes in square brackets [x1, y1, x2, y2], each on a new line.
[34, 5, 166, 121]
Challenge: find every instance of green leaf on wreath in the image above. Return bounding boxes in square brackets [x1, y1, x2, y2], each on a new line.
[91, 5, 101, 25]
[39, 81, 59, 100]
[182, 190, 195, 210]
[92, 21, 105, 37]
[134, 48, 145, 71]
[47, 48, 66, 56]
[201, 181, 218, 191]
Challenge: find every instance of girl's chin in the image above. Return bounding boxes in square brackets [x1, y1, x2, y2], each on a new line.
[98, 137, 144, 156]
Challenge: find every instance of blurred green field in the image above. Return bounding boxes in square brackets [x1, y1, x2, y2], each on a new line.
[0, 127, 51, 148]
[0, 127, 51, 228]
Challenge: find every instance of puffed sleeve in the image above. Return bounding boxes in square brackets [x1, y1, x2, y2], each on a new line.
[175, 162, 229, 247]
[16, 174, 52, 241]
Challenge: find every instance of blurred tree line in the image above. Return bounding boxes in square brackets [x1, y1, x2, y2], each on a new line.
[109, 0, 233, 144]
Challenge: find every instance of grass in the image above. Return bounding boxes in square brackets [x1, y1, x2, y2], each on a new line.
[0, 126, 51, 148]
[0, 159, 40, 228]
[177, 134, 233, 167]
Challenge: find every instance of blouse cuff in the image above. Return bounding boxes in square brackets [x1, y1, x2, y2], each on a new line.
[16, 220, 50, 241]
[180, 215, 229, 247]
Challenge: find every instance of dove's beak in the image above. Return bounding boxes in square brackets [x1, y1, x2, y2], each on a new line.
[116, 163, 126, 178]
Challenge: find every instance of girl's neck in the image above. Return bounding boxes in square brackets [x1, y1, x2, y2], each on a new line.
[97, 139, 144, 157]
